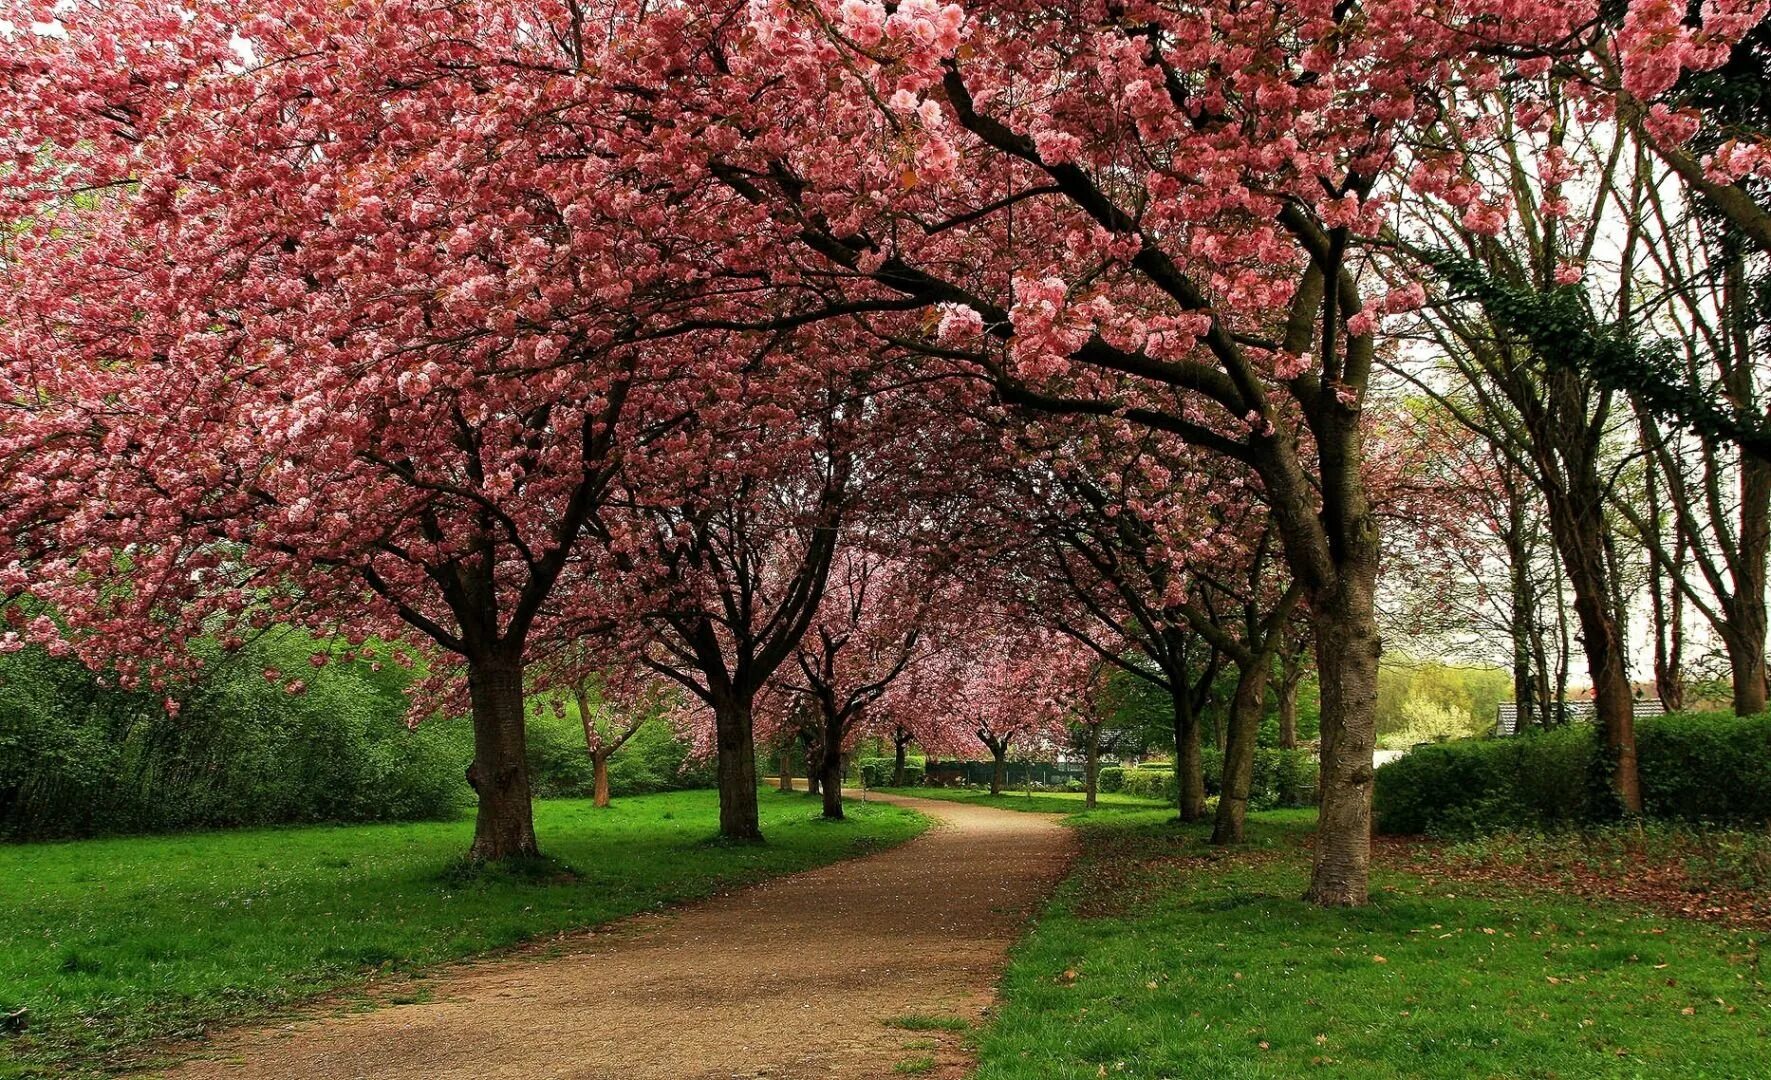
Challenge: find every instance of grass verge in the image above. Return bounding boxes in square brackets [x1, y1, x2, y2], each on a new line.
[976, 808, 1771, 1079]
[0, 788, 925, 1078]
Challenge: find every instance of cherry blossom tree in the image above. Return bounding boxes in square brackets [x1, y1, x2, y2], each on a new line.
[781, 547, 944, 819]
[0, 0, 799, 861]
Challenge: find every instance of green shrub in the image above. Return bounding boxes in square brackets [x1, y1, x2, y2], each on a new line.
[1120, 767, 1178, 803]
[858, 758, 927, 787]
[1098, 766, 1125, 793]
[1194, 748, 1317, 809]
[1374, 710, 1771, 837]
[527, 711, 713, 799]
[0, 634, 468, 840]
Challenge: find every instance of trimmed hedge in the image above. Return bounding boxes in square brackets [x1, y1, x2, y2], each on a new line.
[1098, 765, 1126, 793]
[1374, 710, 1771, 836]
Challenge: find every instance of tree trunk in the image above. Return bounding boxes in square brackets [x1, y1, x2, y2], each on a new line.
[1725, 625, 1769, 717]
[712, 695, 763, 841]
[801, 731, 821, 796]
[1304, 554, 1381, 906]
[465, 656, 540, 862]
[892, 735, 909, 786]
[1553, 503, 1643, 814]
[1729, 453, 1769, 715]
[1172, 685, 1206, 822]
[1277, 673, 1300, 750]
[778, 748, 795, 792]
[820, 709, 845, 820]
[990, 746, 1007, 796]
[1507, 489, 1539, 730]
[1083, 723, 1100, 810]
[1211, 661, 1269, 845]
[592, 749, 611, 808]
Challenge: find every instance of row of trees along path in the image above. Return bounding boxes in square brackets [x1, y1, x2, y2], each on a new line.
[1, 0, 1765, 908]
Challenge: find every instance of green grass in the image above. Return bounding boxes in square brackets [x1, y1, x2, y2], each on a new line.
[886, 1013, 972, 1032]
[0, 789, 926, 1078]
[893, 1055, 937, 1074]
[875, 787, 1170, 815]
[977, 808, 1771, 1079]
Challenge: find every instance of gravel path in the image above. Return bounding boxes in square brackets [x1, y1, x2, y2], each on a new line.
[149, 793, 1074, 1080]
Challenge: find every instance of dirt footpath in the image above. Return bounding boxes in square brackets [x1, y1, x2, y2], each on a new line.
[149, 793, 1074, 1080]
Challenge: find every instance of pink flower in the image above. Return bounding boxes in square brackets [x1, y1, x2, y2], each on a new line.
[937, 303, 985, 342]
[840, 0, 887, 45]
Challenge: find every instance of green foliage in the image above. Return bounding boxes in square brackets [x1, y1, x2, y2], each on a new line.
[857, 757, 924, 787]
[977, 809, 1771, 1079]
[1097, 766, 1126, 793]
[525, 710, 713, 799]
[0, 789, 927, 1076]
[1375, 711, 1771, 836]
[1198, 748, 1318, 809]
[1425, 249, 1771, 463]
[0, 635, 468, 841]
[1375, 658, 1510, 746]
[1118, 767, 1178, 803]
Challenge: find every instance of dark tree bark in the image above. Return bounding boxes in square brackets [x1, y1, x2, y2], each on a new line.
[892, 727, 912, 786]
[1173, 689, 1207, 822]
[820, 708, 845, 820]
[778, 748, 795, 792]
[712, 694, 763, 841]
[465, 656, 539, 862]
[979, 731, 1011, 796]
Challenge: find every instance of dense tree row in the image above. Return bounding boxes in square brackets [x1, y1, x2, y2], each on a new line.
[1, 0, 1765, 908]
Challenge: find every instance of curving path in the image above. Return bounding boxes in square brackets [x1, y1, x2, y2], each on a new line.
[147, 793, 1074, 1080]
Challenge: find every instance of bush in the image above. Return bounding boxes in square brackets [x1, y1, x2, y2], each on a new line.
[0, 634, 469, 840]
[1120, 767, 1178, 803]
[1098, 766, 1125, 793]
[857, 758, 928, 787]
[1191, 747, 1316, 809]
[1374, 710, 1771, 837]
[526, 713, 713, 799]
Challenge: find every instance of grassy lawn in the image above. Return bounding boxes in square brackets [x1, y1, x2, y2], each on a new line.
[0, 788, 925, 1078]
[978, 809, 1771, 1079]
[874, 787, 1172, 815]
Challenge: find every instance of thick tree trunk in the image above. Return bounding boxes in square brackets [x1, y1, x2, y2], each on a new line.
[1172, 686, 1207, 822]
[1725, 626, 1768, 717]
[778, 749, 795, 792]
[465, 657, 540, 862]
[892, 735, 909, 786]
[990, 746, 1007, 796]
[1211, 662, 1269, 845]
[712, 695, 763, 841]
[1729, 454, 1769, 715]
[592, 750, 611, 808]
[820, 709, 845, 820]
[1305, 556, 1381, 906]
[1555, 511, 1643, 814]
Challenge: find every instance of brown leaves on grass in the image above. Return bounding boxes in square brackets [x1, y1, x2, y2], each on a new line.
[1373, 834, 1771, 931]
